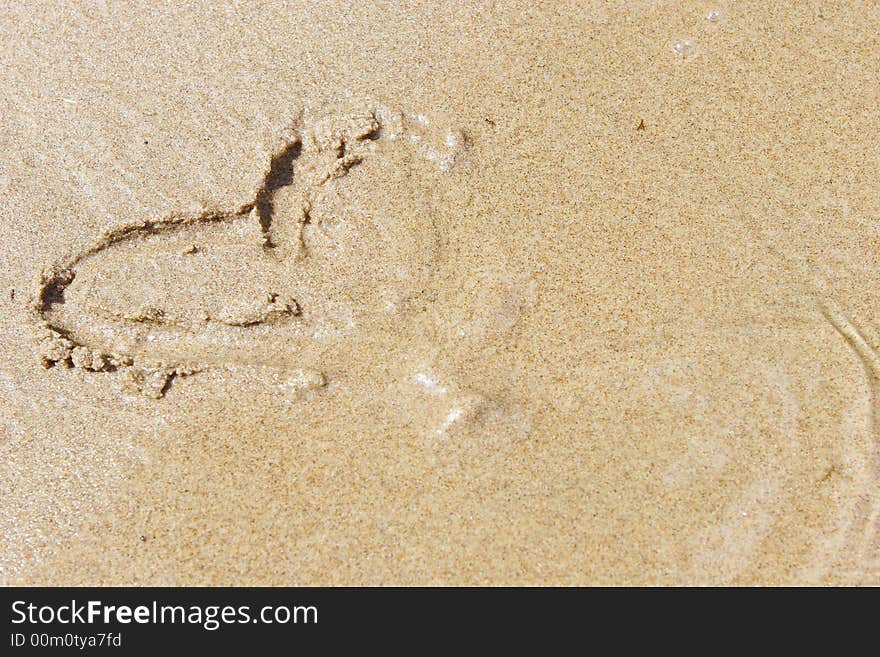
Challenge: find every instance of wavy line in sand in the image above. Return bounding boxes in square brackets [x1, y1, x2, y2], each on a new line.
[817, 300, 880, 582]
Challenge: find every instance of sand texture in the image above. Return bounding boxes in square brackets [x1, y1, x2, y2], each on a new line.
[1, 1, 879, 585]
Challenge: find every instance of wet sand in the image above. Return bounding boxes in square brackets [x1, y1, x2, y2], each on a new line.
[1, 1, 878, 585]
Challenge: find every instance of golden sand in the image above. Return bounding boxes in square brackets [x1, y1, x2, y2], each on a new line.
[1, 1, 878, 585]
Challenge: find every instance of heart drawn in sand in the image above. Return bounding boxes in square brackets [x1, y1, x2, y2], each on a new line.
[32, 104, 471, 397]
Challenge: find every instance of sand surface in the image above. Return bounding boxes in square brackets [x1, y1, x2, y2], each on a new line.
[1, 1, 879, 585]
